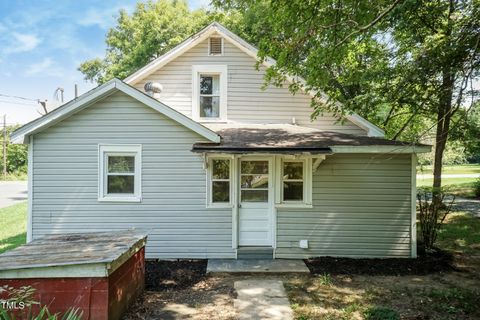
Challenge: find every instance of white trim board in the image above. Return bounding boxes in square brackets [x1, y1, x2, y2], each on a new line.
[124, 22, 385, 137]
[26, 135, 33, 242]
[411, 153, 417, 258]
[330, 145, 431, 154]
[10, 79, 220, 144]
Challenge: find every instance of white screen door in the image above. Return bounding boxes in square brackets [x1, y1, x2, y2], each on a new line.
[238, 159, 272, 246]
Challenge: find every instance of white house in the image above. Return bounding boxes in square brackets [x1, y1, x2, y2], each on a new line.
[12, 23, 430, 259]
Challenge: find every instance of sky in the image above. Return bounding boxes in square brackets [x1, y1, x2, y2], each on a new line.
[0, 0, 209, 126]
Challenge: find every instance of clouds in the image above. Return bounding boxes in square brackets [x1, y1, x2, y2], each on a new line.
[78, 6, 129, 29]
[6, 32, 41, 53]
[25, 57, 64, 77]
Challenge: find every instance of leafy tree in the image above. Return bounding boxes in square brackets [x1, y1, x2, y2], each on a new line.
[0, 125, 28, 177]
[215, 0, 480, 204]
[78, 0, 248, 83]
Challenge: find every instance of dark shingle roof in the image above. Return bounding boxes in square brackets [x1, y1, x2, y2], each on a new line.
[192, 124, 426, 153]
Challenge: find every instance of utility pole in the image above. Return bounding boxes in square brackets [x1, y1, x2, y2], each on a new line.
[2, 114, 6, 180]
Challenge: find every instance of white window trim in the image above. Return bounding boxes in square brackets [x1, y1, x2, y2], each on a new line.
[192, 65, 228, 122]
[206, 155, 233, 208]
[275, 156, 312, 208]
[208, 37, 224, 56]
[98, 144, 142, 202]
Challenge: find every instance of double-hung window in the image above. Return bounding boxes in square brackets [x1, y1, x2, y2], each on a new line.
[200, 74, 220, 118]
[278, 158, 312, 207]
[208, 158, 232, 207]
[98, 145, 142, 202]
[282, 161, 304, 202]
[192, 65, 227, 121]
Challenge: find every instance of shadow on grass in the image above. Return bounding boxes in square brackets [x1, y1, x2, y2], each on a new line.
[437, 213, 480, 254]
[0, 232, 26, 254]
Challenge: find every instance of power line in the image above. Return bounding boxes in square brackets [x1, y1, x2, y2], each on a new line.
[0, 99, 38, 106]
[0, 93, 39, 102]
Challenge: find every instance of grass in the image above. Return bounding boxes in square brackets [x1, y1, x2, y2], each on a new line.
[436, 212, 480, 254]
[415, 164, 480, 198]
[0, 171, 27, 181]
[417, 178, 479, 198]
[0, 201, 27, 254]
[417, 164, 480, 175]
[285, 209, 480, 320]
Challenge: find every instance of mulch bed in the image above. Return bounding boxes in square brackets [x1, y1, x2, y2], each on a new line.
[145, 259, 208, 291]
[304, 248, 457, 276]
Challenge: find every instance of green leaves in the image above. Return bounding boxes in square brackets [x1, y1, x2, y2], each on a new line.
[78, 0, 249, 84]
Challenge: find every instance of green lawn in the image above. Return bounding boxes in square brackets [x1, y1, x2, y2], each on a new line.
[436, 211, 480, 254]
[416, 164, 479, 198]
[0, 201, 27, 254]
[417, 178, 477, 198]
[417, 163, 480, 175]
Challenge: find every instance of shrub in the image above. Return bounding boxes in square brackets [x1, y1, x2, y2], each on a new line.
[417, 188, 455, 251]
[473, 178, 480, 198]
[363, 306, 400, 320]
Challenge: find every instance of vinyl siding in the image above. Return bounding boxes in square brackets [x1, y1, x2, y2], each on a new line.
[133, 35, 367, 135]
[276, 154, 413, 258]
[31, 92, 235, 259]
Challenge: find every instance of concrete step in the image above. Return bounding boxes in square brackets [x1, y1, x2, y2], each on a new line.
[237, 247, 273, 260]
[207, 259, 310, 274]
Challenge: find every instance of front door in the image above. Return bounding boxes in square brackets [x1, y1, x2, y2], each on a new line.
[238, 158, 272, 246]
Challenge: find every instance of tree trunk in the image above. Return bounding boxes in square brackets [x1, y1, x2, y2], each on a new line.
[432, 0, 455, 207]
[432, 70, 454, 206]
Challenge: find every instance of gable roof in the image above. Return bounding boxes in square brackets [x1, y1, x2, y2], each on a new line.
[124, 22, 385, 138]
[10, 78, 220, 144]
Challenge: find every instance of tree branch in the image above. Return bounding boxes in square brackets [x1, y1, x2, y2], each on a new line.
[335, 0, 404, 47]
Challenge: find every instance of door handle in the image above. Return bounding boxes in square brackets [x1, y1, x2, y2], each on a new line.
[238, 203, 242, 208]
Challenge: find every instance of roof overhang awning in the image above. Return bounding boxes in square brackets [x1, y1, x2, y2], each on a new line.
[192, 124, 432, 154]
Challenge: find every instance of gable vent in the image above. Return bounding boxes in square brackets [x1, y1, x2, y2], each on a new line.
[209, 37, 223, 55]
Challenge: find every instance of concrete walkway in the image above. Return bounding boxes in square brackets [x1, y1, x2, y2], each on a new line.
[0, 181, 27, 209]
[234, 279, 293, 320]
[207, 259, 310, 274]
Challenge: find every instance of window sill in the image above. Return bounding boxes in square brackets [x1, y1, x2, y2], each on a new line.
[98, 196, 142, 203]
[275, 203, 313, 209]
[197, 118, 227, 123]
[206, 203, 233, 209]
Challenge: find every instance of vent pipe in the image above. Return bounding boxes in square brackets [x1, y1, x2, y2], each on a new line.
[144, 82, 163, 99]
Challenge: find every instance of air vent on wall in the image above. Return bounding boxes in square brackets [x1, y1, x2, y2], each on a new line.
[209, 37, 223, 55]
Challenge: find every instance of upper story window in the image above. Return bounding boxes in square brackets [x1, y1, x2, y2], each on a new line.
[200, 74, 220, 117]
[209, 37, 223, 55]
[192, 65, 227, 121]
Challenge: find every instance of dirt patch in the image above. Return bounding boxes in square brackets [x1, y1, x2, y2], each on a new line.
[145, 259, 207, 290]
[124, 276, 237, 320]
[305, 249, 456, 276]
[124, 260, 237, 320]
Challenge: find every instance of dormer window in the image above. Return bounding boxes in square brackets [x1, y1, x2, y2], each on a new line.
[192, 65, 227, 121]
[209, 37, 223, 55]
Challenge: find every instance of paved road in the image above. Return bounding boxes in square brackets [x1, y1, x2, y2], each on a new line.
[453, 197, 480, 218]
[0, 181, 28, 209]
